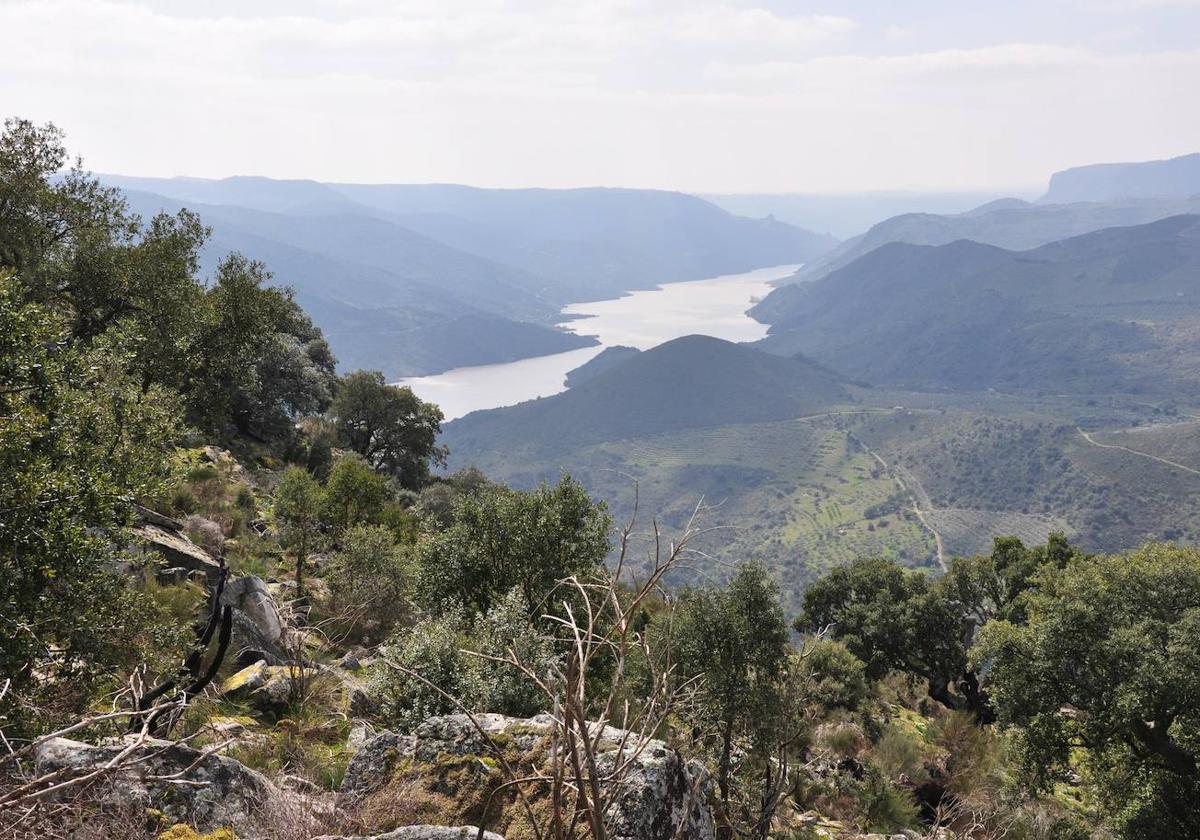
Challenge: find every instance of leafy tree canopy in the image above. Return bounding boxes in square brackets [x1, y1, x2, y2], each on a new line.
[798, 536, 1079, 720]
[321, 453, 392, 534]
[415, 475, 611, 619]
[974, 543, 1200, 837]
[0, 117, 337, 448]
[0, 272, 181, 729]
[331, 370, 445, 490]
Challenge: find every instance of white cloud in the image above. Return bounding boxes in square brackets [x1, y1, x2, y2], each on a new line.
[0, 0, 1196, 192]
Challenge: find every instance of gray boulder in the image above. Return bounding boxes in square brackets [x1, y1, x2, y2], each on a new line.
[342, 714, 714, 840]
[315, 827, 504, 840]
[130, 523, 222, 583]
[221, 574, 290, 665]
[35, 735, 294, 836]
[341, 730, 416, 797]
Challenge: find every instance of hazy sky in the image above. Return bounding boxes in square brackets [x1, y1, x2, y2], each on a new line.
[2, 0, 1197, 192]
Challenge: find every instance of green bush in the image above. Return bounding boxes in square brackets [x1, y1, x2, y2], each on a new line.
[870, 725, 929, 786]
[461, 589, 558, 718]
[374, 612, 467, 729]
[185, 463, 220, 483]
[857, 765, 920, 832]
[801, 638, 871, 713]
[234, 483, 256, 510]
[327, 524, 413, 644]
[169, 485, 198, 515]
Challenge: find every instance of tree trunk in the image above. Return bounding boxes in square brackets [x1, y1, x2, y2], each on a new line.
[958, 669, 995, 724]
[927, 670, 995, 724]
[1132, 718, 1197, 777]
[296, 532, 306, 597]
[716, 717, 735, 840]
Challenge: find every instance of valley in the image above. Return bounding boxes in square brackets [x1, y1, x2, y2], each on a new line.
[442, 193, 1200, 609]
[10, 2, 1200, 835]
[114, 178, 834, 379]
[396, 263, 795, 419]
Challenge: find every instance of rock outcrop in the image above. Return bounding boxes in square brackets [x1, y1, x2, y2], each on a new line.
[220, 660, 300, 718]
[35, 735, 291, 836]
[131, 522, 223, 583]
[315, 827, 504, 840]
[219, 574, 291, 665]
[341, 713, 714, 840]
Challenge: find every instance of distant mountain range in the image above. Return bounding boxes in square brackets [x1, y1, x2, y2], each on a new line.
[701, 191, 1027, 240]
[778, 194, 1200, 287]
[1042, 152, 1200, 204]
[108, 176, 837, 377]
[753, 214, 1200, 395]
[441, 152, 1200, 600]
[442, 222, 1200, 601]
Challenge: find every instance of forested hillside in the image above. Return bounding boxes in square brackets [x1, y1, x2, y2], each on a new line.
[446, 335, 849, 454]
[754, 215, 1200, 395]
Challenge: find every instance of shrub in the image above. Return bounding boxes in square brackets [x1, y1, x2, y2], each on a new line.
[185, 463, 220, 483]
[327, 524, 414, 643]
[930, 710, 1003, 797]
[801, 638, 871, 713]
[870, 725, 929, 786]
[234, 483, 256, 510]
[322, 454, 390, 533]
[462, 589, 559, 718]
[857, 765, 920, 832]
[818, 722, 867, 759]
[169, 485, 198, 515]
[184, 514, 226, 556]
[374, 612, 468, 729]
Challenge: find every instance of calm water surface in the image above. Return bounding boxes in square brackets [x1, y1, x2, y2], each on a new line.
[397, 263, 800, 420]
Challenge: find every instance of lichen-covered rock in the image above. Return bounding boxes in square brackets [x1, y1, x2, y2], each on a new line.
[314, 826, 504, 840]
[35, 735, 292, 836]
[131, 523, 222, 582]
[341, 730, 416, 797]
[341, 714, 714, 840]
[221, 661, 311, 718]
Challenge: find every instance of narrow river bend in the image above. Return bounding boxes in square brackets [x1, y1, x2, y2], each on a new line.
[396, 263, 800, 420]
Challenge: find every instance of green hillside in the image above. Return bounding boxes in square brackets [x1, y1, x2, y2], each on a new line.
[755, 215, 1200, 395]
[444, 335, 850, 454]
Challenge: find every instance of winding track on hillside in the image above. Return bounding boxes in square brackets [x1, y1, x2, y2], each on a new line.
[1076, 427, 1200, 477]
[795, 408, 948, 570]
[862, 446, 947, 571]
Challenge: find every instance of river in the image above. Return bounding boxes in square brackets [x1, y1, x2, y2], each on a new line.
[396, 263, 800, 420]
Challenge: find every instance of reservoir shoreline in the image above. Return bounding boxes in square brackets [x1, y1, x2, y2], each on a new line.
[397, 263, 800, 420]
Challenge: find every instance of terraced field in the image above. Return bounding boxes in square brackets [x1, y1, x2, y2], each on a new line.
[449, 398, 1200, 614]
[570, 418, 937, 613]
[925, 509, 1071, 558]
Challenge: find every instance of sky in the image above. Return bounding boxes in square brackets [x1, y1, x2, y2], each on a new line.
[1, 0, 1197, 193]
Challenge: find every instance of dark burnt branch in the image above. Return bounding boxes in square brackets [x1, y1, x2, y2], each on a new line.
[134, 559, 233, 736]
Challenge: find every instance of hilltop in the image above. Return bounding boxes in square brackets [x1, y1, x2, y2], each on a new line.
[778, 193, 1200, 286]
[443, 334, 849, 456]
